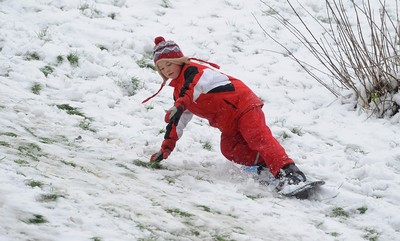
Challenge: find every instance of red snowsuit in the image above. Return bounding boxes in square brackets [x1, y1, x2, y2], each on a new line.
[163, 61, 294, 176]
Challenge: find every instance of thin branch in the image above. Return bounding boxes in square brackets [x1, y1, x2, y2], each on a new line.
[258, 0, 400, 117]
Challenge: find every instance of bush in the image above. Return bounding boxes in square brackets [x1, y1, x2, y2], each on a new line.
[259, 0, 400, 118]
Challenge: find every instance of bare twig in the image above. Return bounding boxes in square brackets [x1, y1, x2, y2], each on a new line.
[258, 0, 400, 117]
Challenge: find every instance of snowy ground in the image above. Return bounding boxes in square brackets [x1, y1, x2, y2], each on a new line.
[1, 0, 400, 240]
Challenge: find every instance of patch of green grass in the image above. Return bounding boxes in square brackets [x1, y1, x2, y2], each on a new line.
[116, 163, 136, 174]
[56, 104, 86, 118]
[329, 207, 350, 218]
[78, 3, 89, 12]
[232, 226, 245, 235]
[246, 194, 264, 200]
[197, 205, 211, 212]
[145, 105, 154, 111]
[195, 175, 212, 183]
[31, 83, 42, 95]
[162, 175, 176, 184]
[191, 229, 200, 236]
[18, 143, 41, 152]
[56, 104, 95, 131]
[0, 132, 17, 137]
[98, 45, 108, 51]
[133, 159, 164, 169]
[357, 206, 368, 214]
[91, 237, 102, 241]
[201, 141, 212, 151]
[133, 159, 149, 167]
[213, 234, 234, 241]
[66, 52, 79, 66]
[0, 141, 10, 147]
[281, 131, 290, 140]
[116, 77, 142, 96]
[39, 137, 53, 144]
[26, 214, 48, 224]
[363, 228, 380, 241]
[130, 77, 141, 96]
[14, 159, 29, 165]
[16, 171, 26, 177]
[160, 0, 172, 8]
[26, 180, 44, 188]
[165, 208, 193, 218]
[38, 193, 63, 202]
[61, 160, 77, 167]
[136, 57, 156, 70]
[56, 55, 64, 64]
[149, 161, 164, 169]
[108, 12, 116, 20]
[17, 142, 47, 161]
[290, 127, 303, 136]
[40, 65, 54, 77]
[79, 119, 96, 132]
[25, 52, 40, 61]
[36, 28, 49, 41]
[329, 232, 341, 237]
[136, 223, 146, 230]
[138, 235, 158, 241]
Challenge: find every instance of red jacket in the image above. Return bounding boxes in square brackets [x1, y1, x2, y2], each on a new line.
[164, 61, 263, 141]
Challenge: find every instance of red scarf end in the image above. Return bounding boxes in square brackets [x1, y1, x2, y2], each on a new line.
[141, 81, 166, 104]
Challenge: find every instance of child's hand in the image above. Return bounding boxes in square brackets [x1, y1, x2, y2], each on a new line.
[165, 97, 187, 123]
[150, 150, 163, 162]
[165, 106, 178, 123]
[150, 139, 176, 162]
[164, 106, 183, 123]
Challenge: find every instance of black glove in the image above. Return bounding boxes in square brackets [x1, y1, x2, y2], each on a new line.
[279, 164, 306, 185]
[150, 151, 163, 162]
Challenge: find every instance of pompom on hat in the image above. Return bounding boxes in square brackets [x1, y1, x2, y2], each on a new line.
[152, 36, 185, 65]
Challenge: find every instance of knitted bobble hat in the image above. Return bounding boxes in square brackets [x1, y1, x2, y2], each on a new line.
[152, 36, 184, 65]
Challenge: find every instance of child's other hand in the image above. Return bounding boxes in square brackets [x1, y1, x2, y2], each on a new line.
[150, 150, 163, 162]
[164, 106, 178, 123]
[164, 106, 183, 123]
[150, 138, 175, 162]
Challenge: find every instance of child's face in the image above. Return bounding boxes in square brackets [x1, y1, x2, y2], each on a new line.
[157, 61, 182, 79]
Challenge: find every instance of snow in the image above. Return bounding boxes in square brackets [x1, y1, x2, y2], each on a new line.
[1, 0, 400, 240]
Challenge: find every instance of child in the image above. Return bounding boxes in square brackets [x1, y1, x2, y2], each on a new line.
[144, 36, 306, 189]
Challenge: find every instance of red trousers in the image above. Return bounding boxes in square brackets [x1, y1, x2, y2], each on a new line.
[220, 106, 294, 176]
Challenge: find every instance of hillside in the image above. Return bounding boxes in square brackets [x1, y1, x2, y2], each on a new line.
[1, 0, 400, 240]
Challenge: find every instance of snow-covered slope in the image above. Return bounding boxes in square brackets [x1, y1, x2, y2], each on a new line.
[1, 0, 399, 240]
